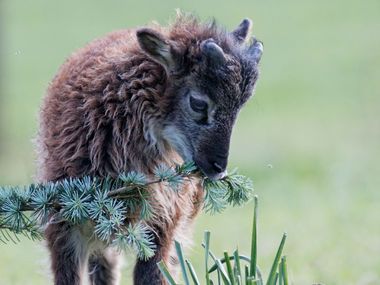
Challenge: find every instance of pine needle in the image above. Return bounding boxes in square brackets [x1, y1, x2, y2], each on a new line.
[0, 161, 254, 259]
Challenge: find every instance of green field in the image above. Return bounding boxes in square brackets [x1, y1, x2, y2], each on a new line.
[1, 0, 380, 284]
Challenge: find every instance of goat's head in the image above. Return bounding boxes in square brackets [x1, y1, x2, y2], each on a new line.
[137, 18, 263, 180]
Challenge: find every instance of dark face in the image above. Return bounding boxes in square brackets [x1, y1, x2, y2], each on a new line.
[137, 18, 263, 180]
[162, 86, 237, 180]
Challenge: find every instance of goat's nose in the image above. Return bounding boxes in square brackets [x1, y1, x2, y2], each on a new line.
[212, 162, 225, 173]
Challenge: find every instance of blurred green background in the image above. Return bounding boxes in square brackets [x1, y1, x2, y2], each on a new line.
[1, 0, 379, 284]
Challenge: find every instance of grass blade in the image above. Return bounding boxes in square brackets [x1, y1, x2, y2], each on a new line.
[278, 256, 284, 285]
[281, 256, 289, 285]
[278, 261, 283, 285]
[237, 274, 242, 285]
[157, 260, 177, 285]
[250, 196, 258, 277]
[245, 265, 250, 285]
[204, 231, 211, 285]
[208, 255, 251, 273]
[266, 233, 287, 285]
[224, 251, 236, 285]
[215, 259, 232, 285]
[175, 240, 190, 285]
[233, 249, 242, 280]
[186, 259, 200, 285]
[274, 272, 279, 285]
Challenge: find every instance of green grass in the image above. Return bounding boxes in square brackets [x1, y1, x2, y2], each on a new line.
[1, 0, 380, 284]
[158, 197, 289, 285]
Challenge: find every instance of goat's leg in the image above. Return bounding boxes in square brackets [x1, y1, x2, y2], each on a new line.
[133, 230, 179, 285]
[45, 221, 88, 285]
[88, 248, 121, 285]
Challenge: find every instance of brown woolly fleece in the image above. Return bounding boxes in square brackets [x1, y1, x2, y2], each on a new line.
[36, 13, 262, 285]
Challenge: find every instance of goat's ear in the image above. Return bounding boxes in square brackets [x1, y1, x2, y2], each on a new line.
[136, 28, 177, 70]
[231, 18, 252, 43]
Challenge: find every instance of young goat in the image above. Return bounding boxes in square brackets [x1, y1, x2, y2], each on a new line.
[36, 14, 263, 285]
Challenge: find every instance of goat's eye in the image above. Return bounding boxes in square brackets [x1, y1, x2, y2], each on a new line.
[190, 96, 208, 113]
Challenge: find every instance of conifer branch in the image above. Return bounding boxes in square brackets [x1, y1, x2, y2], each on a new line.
[0, 161, 254, 259]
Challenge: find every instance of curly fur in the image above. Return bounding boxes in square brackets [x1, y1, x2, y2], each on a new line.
[36, 13, 261, 285]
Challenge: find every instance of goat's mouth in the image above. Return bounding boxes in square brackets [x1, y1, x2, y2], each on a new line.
[193, 157, 227, 181]
[164, 136, 227, 181]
